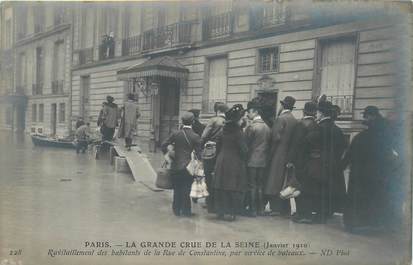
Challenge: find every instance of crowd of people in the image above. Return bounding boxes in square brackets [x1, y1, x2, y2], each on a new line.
[162, 95, 405, 233]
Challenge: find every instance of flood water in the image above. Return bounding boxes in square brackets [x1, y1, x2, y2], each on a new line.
[0, 132, 410, 265]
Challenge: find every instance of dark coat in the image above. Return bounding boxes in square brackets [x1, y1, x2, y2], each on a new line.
[265, 110, 298, 196]
[245, 118, 271, 168]
[318, 118, 347, 214]
[161, 128, 201, 171]
[102, 102, 119, 129]
[289, 116, 321, 193]
[342, 118, 397, 227]
[213, 122, 248, 192]
[192, 119, 206, 137]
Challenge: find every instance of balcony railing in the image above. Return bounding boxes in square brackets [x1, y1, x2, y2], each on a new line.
[258, 5, 290, 28]
[99, 42, 115, 61]
[327, 95, 353, 116]
[203, 12, 233, 40]
[32, 83, 43, 96]
[78, 47, 94, 65]
[54, 11, 66, 26]
[122, 35, 142, 56]
[141, 21, 193, 52]
[34, 24, 43, 34]
[51, 80, 64, 94]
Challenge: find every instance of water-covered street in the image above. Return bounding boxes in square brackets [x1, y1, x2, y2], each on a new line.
[0, 132, 409, 265]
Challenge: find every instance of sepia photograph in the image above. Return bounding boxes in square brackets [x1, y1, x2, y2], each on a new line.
[0, 0, 412, 264]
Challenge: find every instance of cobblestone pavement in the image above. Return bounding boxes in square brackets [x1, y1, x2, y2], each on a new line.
[0, 132, 410, 265]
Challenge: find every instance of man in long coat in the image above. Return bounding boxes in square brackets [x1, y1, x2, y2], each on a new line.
[265, 96, 298, 215]
[315, 100, 347, 223]
[288, 102, 321, 223]
[101, 95, 119, 142]
[342, 106, 398, 231]
[118, 93, 140, 150]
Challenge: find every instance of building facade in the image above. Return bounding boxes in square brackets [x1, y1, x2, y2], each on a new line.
[0, 2, 72, 135]
[0, 1, 412, 150]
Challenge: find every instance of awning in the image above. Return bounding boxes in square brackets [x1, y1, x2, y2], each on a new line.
[117, 56, 189, 80]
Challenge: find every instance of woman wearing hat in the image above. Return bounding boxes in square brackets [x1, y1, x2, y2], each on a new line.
[213, 104, 248, 221]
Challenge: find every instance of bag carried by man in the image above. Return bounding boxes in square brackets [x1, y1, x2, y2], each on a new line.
[279, 164, 301, 199]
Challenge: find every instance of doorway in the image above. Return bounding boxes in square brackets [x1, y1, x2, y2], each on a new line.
[156, 77, 180, 146]
[51, 103, 57, 136]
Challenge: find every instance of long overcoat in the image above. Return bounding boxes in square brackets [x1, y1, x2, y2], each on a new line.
[213, 122, 248, 192]
[318, 118, 347, 214]
[288, 116, 321, 195]
[265, 111, 298, 196]
[119, 100, 140, 139]
[342, 119, 397, 227]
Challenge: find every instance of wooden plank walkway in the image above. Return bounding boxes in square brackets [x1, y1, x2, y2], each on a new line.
[112, 145, 163, 192]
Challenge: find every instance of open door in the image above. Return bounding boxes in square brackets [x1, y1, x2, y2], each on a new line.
[158, 77, 180, 146]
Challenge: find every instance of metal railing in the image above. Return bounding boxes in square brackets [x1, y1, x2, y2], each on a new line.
[122, 35, 142, 56]
[51, 80, 64, 94]
[34, 24, 43, 34]
[327, 95, 353, 115]
[78, 47, 94, 65]
[98, 43, 115, 61]
[32, 83, 43, 96]
[258, 6, 290, 28]
[203, 12, 233, 40]
[54, 11, 66, 26]
[142, 21, 193, 52]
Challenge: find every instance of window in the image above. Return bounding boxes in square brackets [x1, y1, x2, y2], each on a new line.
[32, 104, 37, 122]
[6, 107, 12, 125]
[33, 6, 44, 33]
[18, 53, 27, 90]
[52, 41, 65, 94]
[204, 57, 228, 113]
[258, 47, 279, 73]
[5, 19, 12, 48]
[38, 104, 44, 122]
[59, 103, 66, 123]
[36, 47, 44, 95]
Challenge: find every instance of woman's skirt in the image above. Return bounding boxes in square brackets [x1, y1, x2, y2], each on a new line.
[214, 189, 243, 216]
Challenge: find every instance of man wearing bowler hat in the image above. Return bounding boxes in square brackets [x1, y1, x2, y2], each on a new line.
[288, 101, 321, 223]
[313, 99, 347, 223]
[265, 96, 298, 216]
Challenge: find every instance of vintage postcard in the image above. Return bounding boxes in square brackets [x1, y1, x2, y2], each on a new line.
[0, 0, 411, 264]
